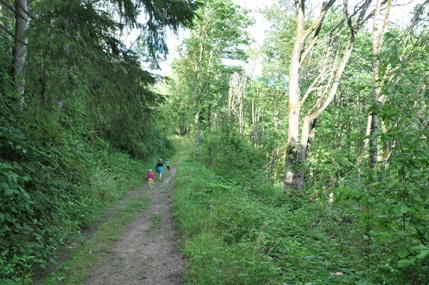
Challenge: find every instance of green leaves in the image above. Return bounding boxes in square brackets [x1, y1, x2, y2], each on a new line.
[396, 246, 429, 268]
[0, 115, 154, 282]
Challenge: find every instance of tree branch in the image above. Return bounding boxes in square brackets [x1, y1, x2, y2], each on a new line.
[0, 22, 28, 46]
[299, 0, 336, 63]
[0, 0, 32, 21]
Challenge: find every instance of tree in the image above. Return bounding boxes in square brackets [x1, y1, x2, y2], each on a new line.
[0, 0, 29, 110]
[174, 0, 252, 161]
[0, 0, 200, 155]
[281, 0, 389, 192]
[12, 0, 27, 110]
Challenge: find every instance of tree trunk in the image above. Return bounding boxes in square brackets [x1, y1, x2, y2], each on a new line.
[358, 0, 391, 174]
[251, 99, 256, 141]
[369, 0, 381, 171]
[299, 35, 356, 187]
[370, 0, 392, 172]
[356, 115, 372, 181]
[284, 0, 337, 193]
[227, 72, 247, 134]
[227, 76, 234, 121]
[207, 103, 212, 135]
[192, 38, 204, 161]
[193, 71, 200, 161]
[13, 0, 28, 110]
[284, 0, 306, 193]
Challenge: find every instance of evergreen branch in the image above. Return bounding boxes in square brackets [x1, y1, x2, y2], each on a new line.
[0, 22, 14, 38]
[0, 22, 27, 46]
[0, 0, 15, 14]
[0, 93, 11, 112]
[0, 0, 33, 21]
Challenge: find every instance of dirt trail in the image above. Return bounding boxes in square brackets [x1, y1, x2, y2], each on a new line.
[83, 165, 185, 285]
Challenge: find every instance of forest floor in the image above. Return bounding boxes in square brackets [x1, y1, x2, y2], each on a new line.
[33, 162, 185, 285]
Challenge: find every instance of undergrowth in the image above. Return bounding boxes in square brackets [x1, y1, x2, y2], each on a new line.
[173, 158, 367, 284]
[174, 130, 429, 284]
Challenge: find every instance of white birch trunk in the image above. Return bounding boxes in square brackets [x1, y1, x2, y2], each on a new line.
[13, 0, 28, 110]
[284, 0, 306, 193]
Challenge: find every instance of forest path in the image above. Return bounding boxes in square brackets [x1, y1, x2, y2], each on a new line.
[83, 161, 185, 285]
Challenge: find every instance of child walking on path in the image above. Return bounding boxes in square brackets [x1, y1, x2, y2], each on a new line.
[156, 158, 164, 180]
[166, 159, 171, 171]
[147, 169, 155, 189]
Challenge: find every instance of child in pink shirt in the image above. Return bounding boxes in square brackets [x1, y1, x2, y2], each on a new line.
[147, 169, 155, 189]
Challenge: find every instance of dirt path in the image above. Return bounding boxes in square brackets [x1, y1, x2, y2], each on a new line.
[83, 165, 185, 285]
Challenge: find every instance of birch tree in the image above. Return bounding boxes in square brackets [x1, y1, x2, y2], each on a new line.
[357, 0, 429, 175]
[227, 72, 247, 134]
[12, 0, 28, 110]
[282, 0, 387, 192]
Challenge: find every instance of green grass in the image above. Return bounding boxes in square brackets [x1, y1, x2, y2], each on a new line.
[172, 148, 366, 284]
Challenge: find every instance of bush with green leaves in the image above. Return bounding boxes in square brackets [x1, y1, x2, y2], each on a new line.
[201, 128, 266, 182]
[0, 115, 150, 283]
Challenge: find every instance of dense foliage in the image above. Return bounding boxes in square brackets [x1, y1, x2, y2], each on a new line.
[174, 124, 429, 283]
[174, 138, 366, 284]
[1, 0, 197, 283]
[2, 0, 429, 283]
[169, 1, 429, 284]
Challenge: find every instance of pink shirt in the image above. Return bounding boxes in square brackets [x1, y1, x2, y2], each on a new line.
[147, 172, 155, 180]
